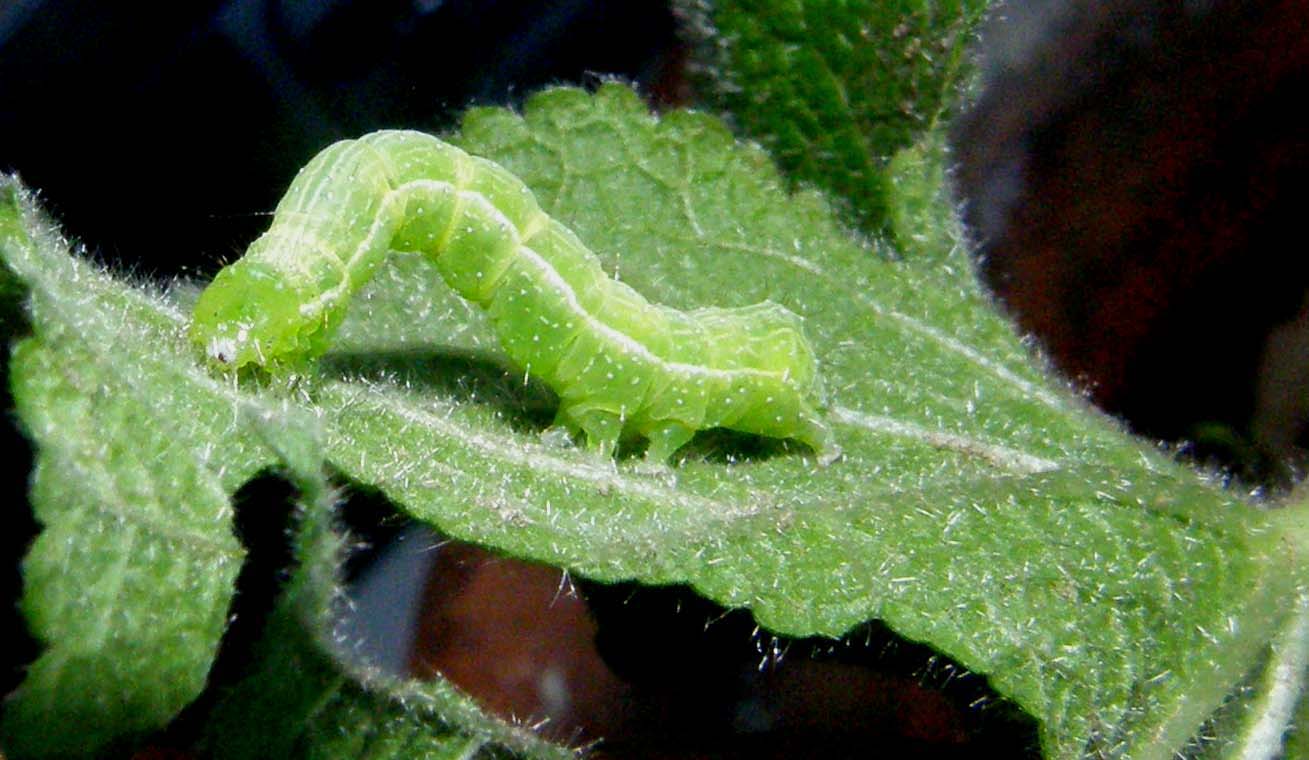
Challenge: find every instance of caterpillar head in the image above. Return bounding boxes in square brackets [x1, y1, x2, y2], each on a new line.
[189, 260, 334, 371]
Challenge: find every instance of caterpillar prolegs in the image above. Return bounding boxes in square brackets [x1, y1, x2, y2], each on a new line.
[190, 130, 839, 464]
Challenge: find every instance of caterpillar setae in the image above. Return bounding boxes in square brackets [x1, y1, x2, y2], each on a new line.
[190, 130, 838, 464]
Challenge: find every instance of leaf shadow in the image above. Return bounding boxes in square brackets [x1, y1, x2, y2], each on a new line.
[319, 347, 560, 435]
[319, 347, 814, 466]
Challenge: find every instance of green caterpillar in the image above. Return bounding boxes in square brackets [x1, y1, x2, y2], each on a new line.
[190, 130, 838, 464]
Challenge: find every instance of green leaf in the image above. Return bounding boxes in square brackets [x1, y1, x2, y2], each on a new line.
[676, 0, 990, 235]
[883, 134, 971, 274]
[0, 184, 582, 757]
[1286, 678, 1309, 760]
[0, 179, 302, 756]
[2, 79, 1304, 760]
[315, 84, 1300, 758]
[1212, 506, 1309, 760]
[1217, 591, 1309, 760]
[202, 453, 572, 760]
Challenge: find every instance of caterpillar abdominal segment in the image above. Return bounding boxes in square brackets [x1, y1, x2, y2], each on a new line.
[189, 130, 839, 464]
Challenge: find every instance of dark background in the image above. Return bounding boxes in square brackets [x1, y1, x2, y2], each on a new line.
[0, 0, 679, 278]
[955, 0, 1309, 473]
[6, 0, 1307, 471]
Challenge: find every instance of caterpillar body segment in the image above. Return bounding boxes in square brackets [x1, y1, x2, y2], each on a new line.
[190, 130, 838, 464]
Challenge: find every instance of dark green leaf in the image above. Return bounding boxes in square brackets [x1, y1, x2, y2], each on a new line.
[676, 0, 989, 235]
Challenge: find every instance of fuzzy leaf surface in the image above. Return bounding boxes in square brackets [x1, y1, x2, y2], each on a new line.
[676, 0, 990, 234]
[0, 181, 545, 759]
[202, 457, 571, 760]
[0, 180, 294, 756]
[0, 80, 1301, 759]
[315, 85, 1297, 758]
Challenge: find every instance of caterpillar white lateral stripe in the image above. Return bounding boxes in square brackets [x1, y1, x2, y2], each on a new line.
[190, 130, 838, 464]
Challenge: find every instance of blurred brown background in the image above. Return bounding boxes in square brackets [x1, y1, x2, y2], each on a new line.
[955, 0, 1309, 483]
